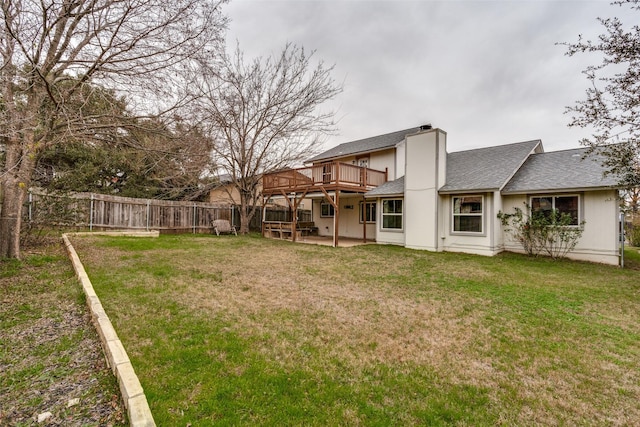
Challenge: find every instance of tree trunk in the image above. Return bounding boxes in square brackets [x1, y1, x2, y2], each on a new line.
[0, 142, 35, 259]
[239, 202, 250, 234]
[0, 173, 28, 259]
[238, 191, 259, 234]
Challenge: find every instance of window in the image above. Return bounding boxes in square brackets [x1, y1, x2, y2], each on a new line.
[357, 156, 369, 168]
[382, 199, 402, 229]
[530, 195, 579, 225]
[360, 201, 376, 223]
[452, 195, 483, 233]
[320, 202, 334, 218]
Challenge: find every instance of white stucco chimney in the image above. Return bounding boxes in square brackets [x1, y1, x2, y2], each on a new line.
[403, 127, 447, 251]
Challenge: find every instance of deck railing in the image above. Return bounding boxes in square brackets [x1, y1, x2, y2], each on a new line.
[263, 162, 387, 194]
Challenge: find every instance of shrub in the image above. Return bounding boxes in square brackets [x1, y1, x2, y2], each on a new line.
[628, 225, 640, 247]
[21, 191, 88, 246]
[498, 203, 585, 260]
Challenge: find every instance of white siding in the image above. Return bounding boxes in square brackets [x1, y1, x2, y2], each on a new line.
[500, 190, 620, 265]
[312, 197, 376, 240]
[370, 149, 395, 179]
[395, 141, 406, 179]
[440, 192, 502, 256]
[375, 198, 405, 245]
[333, 148, 395, 178]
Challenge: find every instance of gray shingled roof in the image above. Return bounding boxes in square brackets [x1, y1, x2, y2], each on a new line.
[365, 176, 404, 197]
[307, 127, 420, 163]
[439, 140, 541, 193]
[502, 148, 619, 193]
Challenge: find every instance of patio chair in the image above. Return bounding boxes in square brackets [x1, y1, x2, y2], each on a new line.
[211, 219, 237, 236]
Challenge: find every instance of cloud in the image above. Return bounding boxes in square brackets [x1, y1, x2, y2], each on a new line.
[224, 0, 631, 152]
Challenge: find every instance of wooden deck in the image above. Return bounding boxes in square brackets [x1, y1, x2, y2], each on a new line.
[261, 162, 385, 247]
[262, 162, 387, 196]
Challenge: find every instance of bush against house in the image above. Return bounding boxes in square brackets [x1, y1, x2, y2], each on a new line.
[498, 203, 586, 260]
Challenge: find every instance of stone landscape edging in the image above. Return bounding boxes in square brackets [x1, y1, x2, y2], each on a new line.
[62, 231, 159, 427]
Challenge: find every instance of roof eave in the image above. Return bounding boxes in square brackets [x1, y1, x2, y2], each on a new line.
[364, 192, 403, 198]
[306, 146, 395, 165]
[501, 185, 621, 195]
[438, 187, 500, 195]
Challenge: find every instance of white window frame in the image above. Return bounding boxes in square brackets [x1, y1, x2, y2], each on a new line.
[530, 194, 581, 226]
[357, 156, 370, 168]
[359, 201, 376, 223]
[381, 199, 403, 230]
[320, 202, 334, 218]
[451, 195, 484, 234]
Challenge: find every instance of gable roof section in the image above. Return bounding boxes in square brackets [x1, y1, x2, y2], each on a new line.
[365, 176, 404, 197]
[502, 148, 619, 194]
[439, 140, 542, 194]
[307, 127, 420, 163]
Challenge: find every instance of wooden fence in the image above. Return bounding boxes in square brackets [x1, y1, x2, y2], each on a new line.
[24, 191, 311, 233]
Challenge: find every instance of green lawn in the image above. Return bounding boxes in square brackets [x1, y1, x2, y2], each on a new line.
[73, 234, 640, 426]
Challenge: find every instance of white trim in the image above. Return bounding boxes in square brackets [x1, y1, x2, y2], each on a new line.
[451, 195, 485, 235]
[359, 201, 376, 223]
[380, 198, 403, 231]
[320, 202, 334, 218]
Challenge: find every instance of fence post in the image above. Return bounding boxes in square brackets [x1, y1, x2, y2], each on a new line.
[193, 204, 197, 234]
[89, 193, 94, 232]
[146, 200, 150, 231]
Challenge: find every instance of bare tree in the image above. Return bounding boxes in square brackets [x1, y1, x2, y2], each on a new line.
[198, 44, 342, 234]
[622, 187, 640, 220]
[563, 0, 640, 189]
[0, 0, 227, 258]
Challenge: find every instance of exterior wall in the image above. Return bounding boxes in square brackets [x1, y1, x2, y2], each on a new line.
[312, 197, 375, 239]
[492, 192, 507, 251]
[440, 192, 503, 256]
[209, 185, 239, 205]
[313, 197, 334, 237]
[404, 129, 447, 251]
[573, 190, 620, 265]
[209, 182, 289, 207]
[500, 190, 620, 265]
[324, 148, 395, 179]
[369, 149, 395, 179]
[395, 141, 406, 179]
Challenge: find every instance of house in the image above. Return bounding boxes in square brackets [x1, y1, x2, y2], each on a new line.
[208, 173, 313, 227]
[262, 126, 621, 265]
[208, 174, 304, 209]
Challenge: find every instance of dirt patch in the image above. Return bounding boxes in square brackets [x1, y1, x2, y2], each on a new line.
[0, 240, 126, 426]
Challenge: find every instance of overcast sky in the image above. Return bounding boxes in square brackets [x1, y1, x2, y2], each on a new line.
[224, 0, 635, 154]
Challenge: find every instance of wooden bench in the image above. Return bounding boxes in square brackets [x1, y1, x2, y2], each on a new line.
[210, 219, 237, 236]
[263, 221, 318, 240]
[296, 221, 318, 236]
[263, 221, 296, 239]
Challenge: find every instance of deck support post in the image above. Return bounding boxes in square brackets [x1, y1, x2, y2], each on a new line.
[279, 188, 309, 242]
[291, 192, 297, 242]
[262, 194, 271, 237]
[319, 188, 339, 247]
[362, 196, 367, 243]
[333, 191, 340, 247]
